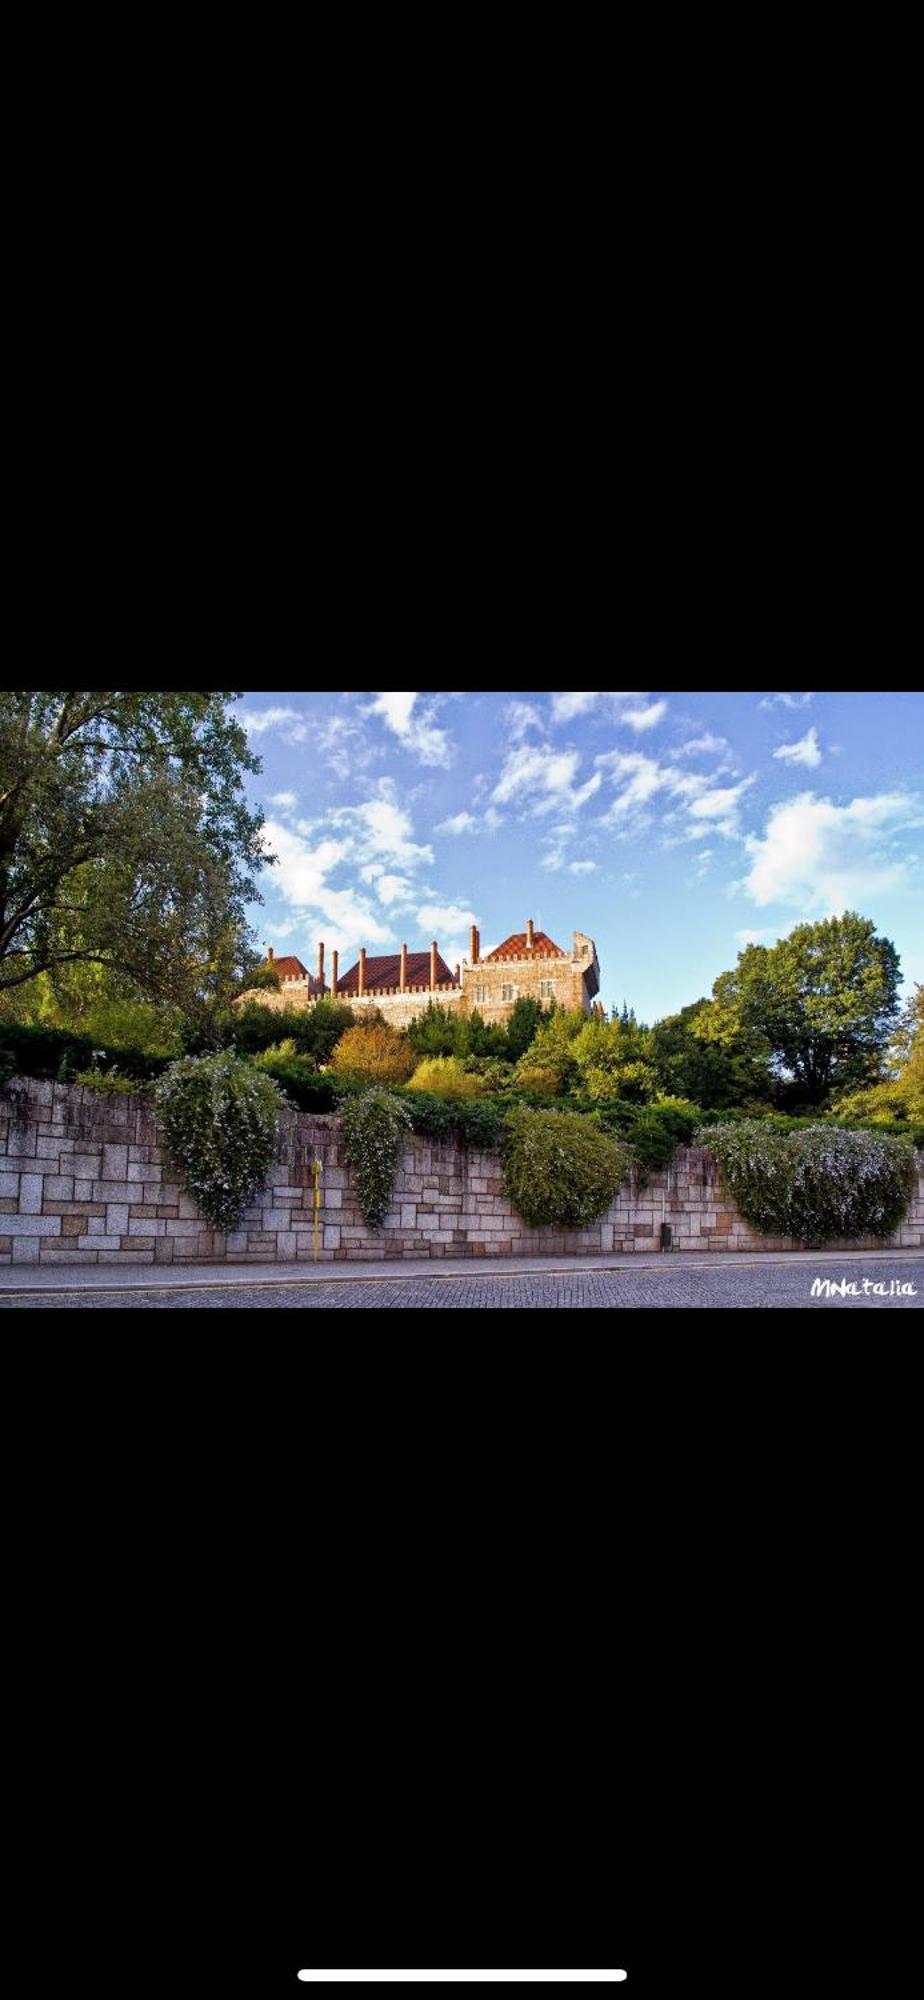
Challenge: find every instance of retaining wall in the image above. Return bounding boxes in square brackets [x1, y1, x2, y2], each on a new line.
[1, 1079, 922, 1267]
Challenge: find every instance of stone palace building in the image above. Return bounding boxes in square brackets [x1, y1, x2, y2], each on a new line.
[239, 919, 602, 1029]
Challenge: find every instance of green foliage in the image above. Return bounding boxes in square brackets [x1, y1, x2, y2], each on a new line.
[504, 996, 549, 1061]
[330, 1022, 416, 1086]
[0, 692, 269, 1023]
[399, 1090, 508, 1150]
[575, 1096, 701, 1175]
[407, 1001, 469, 1059]
[229, 998, 356, 1064]
[0, 1021, 170, 1084]
[73, 1068, 138, 1095]
[502, 1105, 633, 1230]
[239, 964, 282, 992]
[570, 1016, 658, 1103]
[833, 983, 924, 1123]
[407, 1056, 487, 1098]
[513, 1009, 583, 1094]
[709, 912, 901, 1108]
[649, 998, 772, 1110]
[153, 1051, 286, 1233]
[697, 1119, 917, 1245]
[340, 1087, 413, 1229]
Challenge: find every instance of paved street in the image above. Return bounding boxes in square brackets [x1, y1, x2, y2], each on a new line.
[3, 1256, 921, 1308]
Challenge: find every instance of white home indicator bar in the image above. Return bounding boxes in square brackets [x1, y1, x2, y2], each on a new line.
[296, 1978, 628, 1986]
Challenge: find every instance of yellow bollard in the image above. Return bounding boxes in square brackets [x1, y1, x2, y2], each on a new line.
[313, 1155, 322, 1262]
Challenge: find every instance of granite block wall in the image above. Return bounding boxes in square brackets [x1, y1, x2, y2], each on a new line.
[1, 1081, 922, 1267]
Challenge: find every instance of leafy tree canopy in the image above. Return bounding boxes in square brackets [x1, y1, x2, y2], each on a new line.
[0, 692, 270, 1022]
[707, 912, 901, 1108]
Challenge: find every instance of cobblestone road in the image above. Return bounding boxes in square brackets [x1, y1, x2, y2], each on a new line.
[4, 1256, 922, 1308]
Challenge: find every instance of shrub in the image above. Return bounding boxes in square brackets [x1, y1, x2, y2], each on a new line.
[330, 1023, 416, 1087]
[0, 1022, 169, 1084]
[153, 1051, 286, 1232]
[74, 1068, 139, 1095]
[400, 1090, 507, 1150]
[515, 1064, 568, 1098]
[256, 1064, 337, 1114]
[697, 1119, 917, 1245]
[340, 1087, 413, 1229]
[502, 1105, 632, 1230]
[229, 999, 357, 1064]
[407, 1056, 487, 1098]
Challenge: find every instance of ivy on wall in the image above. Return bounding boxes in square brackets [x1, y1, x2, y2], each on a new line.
[340, 1087, 413, 1230]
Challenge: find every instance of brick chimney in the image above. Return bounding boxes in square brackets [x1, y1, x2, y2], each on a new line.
[454, 963, 460, 986]
[331, 949, 339, 996]
[317, 941, 325, 990]
[358, 947, 366, 998]
[470, 923, 479, 965]
[430, 940, 438, 991]
[526, 918, 534, 949]
[400, 942, 408, 992]
[267, 946, 274, 962]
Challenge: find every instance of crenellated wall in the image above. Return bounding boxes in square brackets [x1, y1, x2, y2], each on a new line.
[1, 1080, 922, 1267]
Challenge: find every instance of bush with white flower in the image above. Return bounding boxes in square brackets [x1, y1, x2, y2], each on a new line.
[697, 1119, 917, 1244]
[154, 1051, 287, 1232]
[340, 1087, 413, 1230]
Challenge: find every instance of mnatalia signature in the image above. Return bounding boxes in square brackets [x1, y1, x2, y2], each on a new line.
[811, 1277, 919, 1297]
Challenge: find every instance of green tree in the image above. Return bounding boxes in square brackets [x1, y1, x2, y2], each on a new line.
[834, 983, 924, 1123]
[708, 912, 901, 1108]
[649, 998, 772, 1111]
[570, 1015, 657, 1103]
[0, 692, 269, 1011]
[504, 995, 548, 1061]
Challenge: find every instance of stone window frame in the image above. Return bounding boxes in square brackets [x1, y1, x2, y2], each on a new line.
[501, 982, 517, 1004]
[538, 978, 555, 999]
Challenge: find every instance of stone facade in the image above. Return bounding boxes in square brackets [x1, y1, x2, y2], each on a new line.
[236, 919, 602, 1030]
[2, 1081, 922, 1268]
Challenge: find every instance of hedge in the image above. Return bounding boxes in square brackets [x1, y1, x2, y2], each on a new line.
[0, 1022, 170, 1085]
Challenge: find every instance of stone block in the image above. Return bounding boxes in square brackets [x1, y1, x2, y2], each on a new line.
[106, 1203, 130, 1235]
[154, 1238, 175, 1263]
[276, 1232, 297, 1260]
[12, 1236, 41, 1263]
[91, 1180, 131, 1204]
[128, 1216, 165, 1237]
[5, 1213, 61, 1236]
[101, 1143, 129, 1181]
[0, 1171, 19, 1199]
[44, 1174, 76, 1201]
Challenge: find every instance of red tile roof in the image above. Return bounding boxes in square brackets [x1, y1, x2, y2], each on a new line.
[264, 955, 308, 979]
[481, 930, 566, 962]
[337, 950, 457, 994]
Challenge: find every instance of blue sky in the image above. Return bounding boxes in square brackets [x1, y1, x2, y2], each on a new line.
[232, 690, 924, 1023]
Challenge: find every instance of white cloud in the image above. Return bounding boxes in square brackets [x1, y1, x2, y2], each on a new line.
[484, 806, 504, 831]
[773, 726, 822, 768]
[677, 733, 730, 757]
[742, 790, 922, 910]
[760, 692, 813, 710]
[492, 745, 601, 816]
[416, 902, 478, 936]
[364, 691, 454, 768]
[568, 860, 597, 874]
[596, 751, 755, 841]
[551, 692, 645, 722]
[436, 811, 477, 836]
[330, 783, 434, 869]
[735, 927, 782, 946]
[621, 700, 668, 732]
[238, 705, 307, 743]
[269, 791, 298, 810]
[375, 873, 414, 906]
[505, 700, 546, 741]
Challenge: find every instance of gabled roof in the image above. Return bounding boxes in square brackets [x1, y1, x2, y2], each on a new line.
[337, 950, 457, 994]
[265, 954, 308, 979]
[481, 930, 567, 962]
